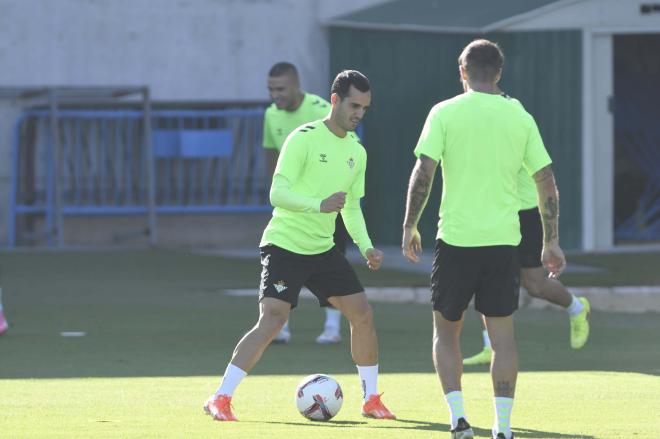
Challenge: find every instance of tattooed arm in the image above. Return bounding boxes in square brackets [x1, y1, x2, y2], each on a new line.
[533, 165, 566, 277]
[402, 155, 438, 262]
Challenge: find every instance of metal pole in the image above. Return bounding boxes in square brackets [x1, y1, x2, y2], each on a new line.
[142, 87, 157, 246]
[7, 115, 24, 248]
[49, 89, 64, 247]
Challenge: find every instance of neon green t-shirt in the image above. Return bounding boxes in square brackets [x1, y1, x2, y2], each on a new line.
[414, 91, 552, 247]
[263, 93, 330, 151]
[260, 120, 369, 254]
[505, 95, 539, 211]
[518, 169, 538, 210]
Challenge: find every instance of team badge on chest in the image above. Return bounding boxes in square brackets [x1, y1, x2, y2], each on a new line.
[347, 157, 355, 169]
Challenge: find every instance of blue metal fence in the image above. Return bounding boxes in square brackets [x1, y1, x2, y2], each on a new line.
[8, 108, 270, 247]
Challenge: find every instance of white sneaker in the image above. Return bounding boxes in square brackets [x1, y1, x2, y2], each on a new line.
[315, 329, 341, 344]
[272, 327, 291, 344]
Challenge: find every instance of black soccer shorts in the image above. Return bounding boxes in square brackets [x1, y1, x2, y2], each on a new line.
[259, 244, 364, 309]
[431, 239, 520, 321]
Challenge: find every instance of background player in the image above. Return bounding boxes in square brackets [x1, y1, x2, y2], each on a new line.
[263, 62, 347, 344]
[463, 96, 590, 366]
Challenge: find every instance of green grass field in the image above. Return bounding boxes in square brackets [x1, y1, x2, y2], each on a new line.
[0, 251, 659, 438]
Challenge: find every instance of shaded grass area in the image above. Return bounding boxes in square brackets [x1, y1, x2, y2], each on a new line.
[561, 251, 660, 286]
[0, 251, 659, 379]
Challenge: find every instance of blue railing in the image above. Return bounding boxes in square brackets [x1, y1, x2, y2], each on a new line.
[8, 108, 270, 247]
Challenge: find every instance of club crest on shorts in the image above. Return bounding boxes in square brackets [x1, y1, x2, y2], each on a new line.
[273, 280, 287, 294]
[347, 157, 355, 169]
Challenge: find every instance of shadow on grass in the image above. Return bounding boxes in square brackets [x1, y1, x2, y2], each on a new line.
[251, 418, 595, 438]
[253, 420, 368, 427]
[0, 251, 658, 379]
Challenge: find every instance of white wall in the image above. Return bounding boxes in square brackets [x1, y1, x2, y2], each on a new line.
[0, 0, 385, 100]
[0, 0, 386, 246]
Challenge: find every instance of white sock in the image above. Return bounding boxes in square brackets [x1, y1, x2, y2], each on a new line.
[324, 308, 341, 332]
[566, 295, 584, 317]
[482, 329, 491, 349]
[445, 391, 467, 429]
[493, 397, 514, 438]
[215, 363, 247, 397]
[356, 364, 378, 401]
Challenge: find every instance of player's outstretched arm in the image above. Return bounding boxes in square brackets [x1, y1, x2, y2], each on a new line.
[533, 165, 566, 278]
[402, 155, 437, 263]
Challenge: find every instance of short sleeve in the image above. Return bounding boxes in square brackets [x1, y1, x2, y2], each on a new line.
[414, 105, 445, 162]
[522, 116, 552, 176]
[312, 98, 331, 120]
[262, 109, 277, 150]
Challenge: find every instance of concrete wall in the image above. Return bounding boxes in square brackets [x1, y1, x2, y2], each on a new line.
[0, 0, 385, 100]
[0, 0, 386, 247]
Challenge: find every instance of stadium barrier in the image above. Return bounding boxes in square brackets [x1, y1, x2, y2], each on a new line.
[8, 108, 269, 247]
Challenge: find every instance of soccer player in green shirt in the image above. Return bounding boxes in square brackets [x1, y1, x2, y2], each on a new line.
[263, 62, 347, 345]
[402, 40, 565, 439]
[463, 164, 590, 366]
[204, 70, 395, 422]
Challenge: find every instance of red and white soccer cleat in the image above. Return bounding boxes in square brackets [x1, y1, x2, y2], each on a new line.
[361, 393, 396, 420]
[203, 395, 237, 421]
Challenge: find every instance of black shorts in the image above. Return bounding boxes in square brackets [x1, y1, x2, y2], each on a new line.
[259, 244, 364, 309]
[518, 208, 543, 268]
[333, 214, 349, 255]
[431, 239, 520, 321]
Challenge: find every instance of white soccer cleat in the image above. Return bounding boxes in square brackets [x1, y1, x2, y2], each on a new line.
[315, 329, 341, 344]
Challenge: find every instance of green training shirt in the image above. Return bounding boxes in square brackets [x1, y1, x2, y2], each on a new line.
[505, 95, 539, 211]
[261, 120, 370, 255]
[518, 169, 538, 210]
[414, 91, 552, 247]
[263, 93, 330, 151]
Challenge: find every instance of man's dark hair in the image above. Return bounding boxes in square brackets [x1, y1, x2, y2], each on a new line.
[458, 39, 504, 83]
[268, 62, 298, 78]
[331, 70, 370, 99]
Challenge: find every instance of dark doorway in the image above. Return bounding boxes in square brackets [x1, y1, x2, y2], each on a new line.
[613, 34, 660, 243]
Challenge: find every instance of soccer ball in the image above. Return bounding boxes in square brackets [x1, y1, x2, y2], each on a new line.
[295, 374, 343, 421]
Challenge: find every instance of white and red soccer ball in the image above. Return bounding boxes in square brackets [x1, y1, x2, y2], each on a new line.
[295, 374, 343, 421]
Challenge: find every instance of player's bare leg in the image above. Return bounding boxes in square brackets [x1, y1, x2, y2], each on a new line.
[329, 292, 395, 419]
[521, 267, 570, 307]
[229, 298, 290, 372]
[522, 267, 590, 349]
[329, 293, 376, 365]
[433, 311, 474, 437]
[205, 298, 290, 421]
[484, 315, 517, 439]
